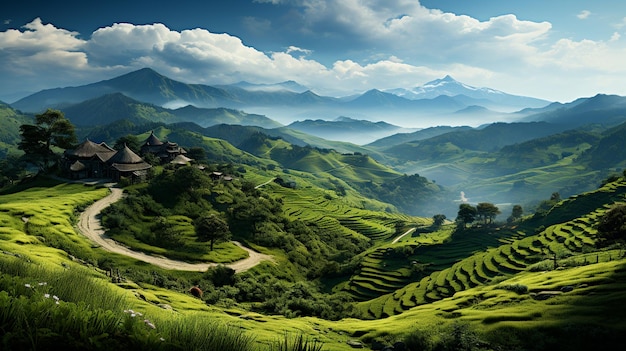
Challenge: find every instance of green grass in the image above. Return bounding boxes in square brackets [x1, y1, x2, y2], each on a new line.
[2, 175, 626, 350]
[353, 181, 626, 319]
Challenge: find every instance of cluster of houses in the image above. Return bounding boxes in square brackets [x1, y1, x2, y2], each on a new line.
[62, 131, 191, 182]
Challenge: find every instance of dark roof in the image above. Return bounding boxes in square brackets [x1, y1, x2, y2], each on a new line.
[107, 145, 146, 165]
[65, 139, 116, 158]
[143, 131, 163, 146]
[111, 162, 151, 172]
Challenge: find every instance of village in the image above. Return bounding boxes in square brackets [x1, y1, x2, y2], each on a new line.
[62, 131, 231, 183]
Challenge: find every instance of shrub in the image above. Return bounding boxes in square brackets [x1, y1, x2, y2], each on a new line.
[403, 328, 434, 351]
[498, 283, 529, 294]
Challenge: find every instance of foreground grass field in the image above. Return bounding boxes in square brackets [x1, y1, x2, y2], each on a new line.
[1, 177, 626, 350]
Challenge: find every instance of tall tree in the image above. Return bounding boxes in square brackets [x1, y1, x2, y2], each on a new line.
[18, 109, 76, 171]
[508, 205, 523, 223]
[432, 214, 447, 227]
[476, 202, 500, 224]
[194, 213, 231, 251]
[456, 203, 477, 229]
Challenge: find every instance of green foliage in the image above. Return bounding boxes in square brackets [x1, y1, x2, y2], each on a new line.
[113, 134, 141, 153]
[596, 203, 626, 246]
[456, 203, 477, 228]
[476, 202, 500, 224]
[432, 214, 446, 227]
[271, 333, 325, 351]
[497, 283, 529, 294]
[507, 205, 523, 223]
[0, 257, 255, 351]
[18, 109, 77, 171]
[194, 214, 231, 251]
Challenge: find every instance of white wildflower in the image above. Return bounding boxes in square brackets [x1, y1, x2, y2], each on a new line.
[144, 319, 156, 329]
[24, 283, 31, 288]
[44, 293, 50, 298]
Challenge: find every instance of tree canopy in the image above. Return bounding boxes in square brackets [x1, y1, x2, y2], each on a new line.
[456, 203, 477, 229]
[18, 109, 76, 171]
[597, 204, 626, 246]
[476, 202, 500, 224]
[194, 213, 231, 251]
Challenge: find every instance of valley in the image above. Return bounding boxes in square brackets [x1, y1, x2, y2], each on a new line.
[1, 69, 626, 350]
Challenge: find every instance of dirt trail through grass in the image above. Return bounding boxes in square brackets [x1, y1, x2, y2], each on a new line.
[391, 228, 417, 244]
[76, 187, 274, 272]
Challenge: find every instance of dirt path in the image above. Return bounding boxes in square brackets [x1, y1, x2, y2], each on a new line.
[76, 187, 274, 272]
[391, 227, 417, 244]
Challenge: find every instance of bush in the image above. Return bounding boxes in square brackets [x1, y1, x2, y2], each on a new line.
[403, 328, 434, 351]
[498, 283, 529, 294]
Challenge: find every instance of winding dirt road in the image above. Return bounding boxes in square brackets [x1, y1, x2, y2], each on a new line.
[76, 187, 274, 272]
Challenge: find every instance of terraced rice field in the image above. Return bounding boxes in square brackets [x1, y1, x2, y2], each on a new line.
[355, 205, 612, 319]
[267, 184, 424, 242]
[342, 227, 525, 302]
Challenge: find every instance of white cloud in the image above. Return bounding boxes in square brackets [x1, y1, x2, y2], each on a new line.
[2, 5, 626, 103]
[610, 32, 621, 42]
[285, 45, 313, 56]
[577, 10, 591, 20]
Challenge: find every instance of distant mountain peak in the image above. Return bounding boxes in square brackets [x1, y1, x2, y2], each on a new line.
[382, 75, 549, 110]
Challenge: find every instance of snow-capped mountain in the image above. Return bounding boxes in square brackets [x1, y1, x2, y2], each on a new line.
[386, 75, 548, 111]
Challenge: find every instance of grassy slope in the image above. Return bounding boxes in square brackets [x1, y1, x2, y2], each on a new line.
[2, 176, 626, 349]
[355, 179, 626, 320]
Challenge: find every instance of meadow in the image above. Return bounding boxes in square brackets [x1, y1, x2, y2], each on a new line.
[1, 174, 626, 350]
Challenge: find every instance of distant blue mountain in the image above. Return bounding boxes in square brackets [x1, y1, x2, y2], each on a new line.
[222, 80, 309, 93]
[11, 68, 556, 127]
[521, 94, 626, 128]
[385, 75, 549, 111]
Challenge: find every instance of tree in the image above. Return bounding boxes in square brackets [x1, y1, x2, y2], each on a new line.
[597, 204, 626, 246]
[114, 134, 141, 154]
[194, 213, 231, 251]
[507, 205, 523, 223]
[186, 147, 206, 163]
[18, 109, 76, 171]
[432, 214, 447, 227]
[476, 202, 500, 224]
[456, 204, 477, 229]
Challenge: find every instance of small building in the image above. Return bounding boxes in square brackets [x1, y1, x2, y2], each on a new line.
[63, 139, 116, 179]
[63, 139, 151, 182]
[107, 145, 152, 181]
[169, 154, 193, 166]
[140, 131, 187, 163]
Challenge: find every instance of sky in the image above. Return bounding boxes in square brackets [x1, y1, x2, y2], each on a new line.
[2, 0, 626, 103]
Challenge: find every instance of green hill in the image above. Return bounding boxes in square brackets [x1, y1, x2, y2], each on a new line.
[61, 93, 281, 128]
[1, 171, 626, 350]
[0, 102, 31, 158]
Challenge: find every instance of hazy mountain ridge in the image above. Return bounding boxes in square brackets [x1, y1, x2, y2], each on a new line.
[522, 94, 626, 127]
[11, 68, 554, 128]
[217, 80, 309, 93]
[385, 75, 549, 110]
[59, 92, 282, 129]
[286, 117, 417, 144]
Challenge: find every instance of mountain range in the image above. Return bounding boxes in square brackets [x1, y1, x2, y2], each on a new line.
[11, 68, 550, 128]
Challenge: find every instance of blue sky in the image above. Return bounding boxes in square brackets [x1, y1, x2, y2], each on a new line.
[2, 0, 626, 103]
